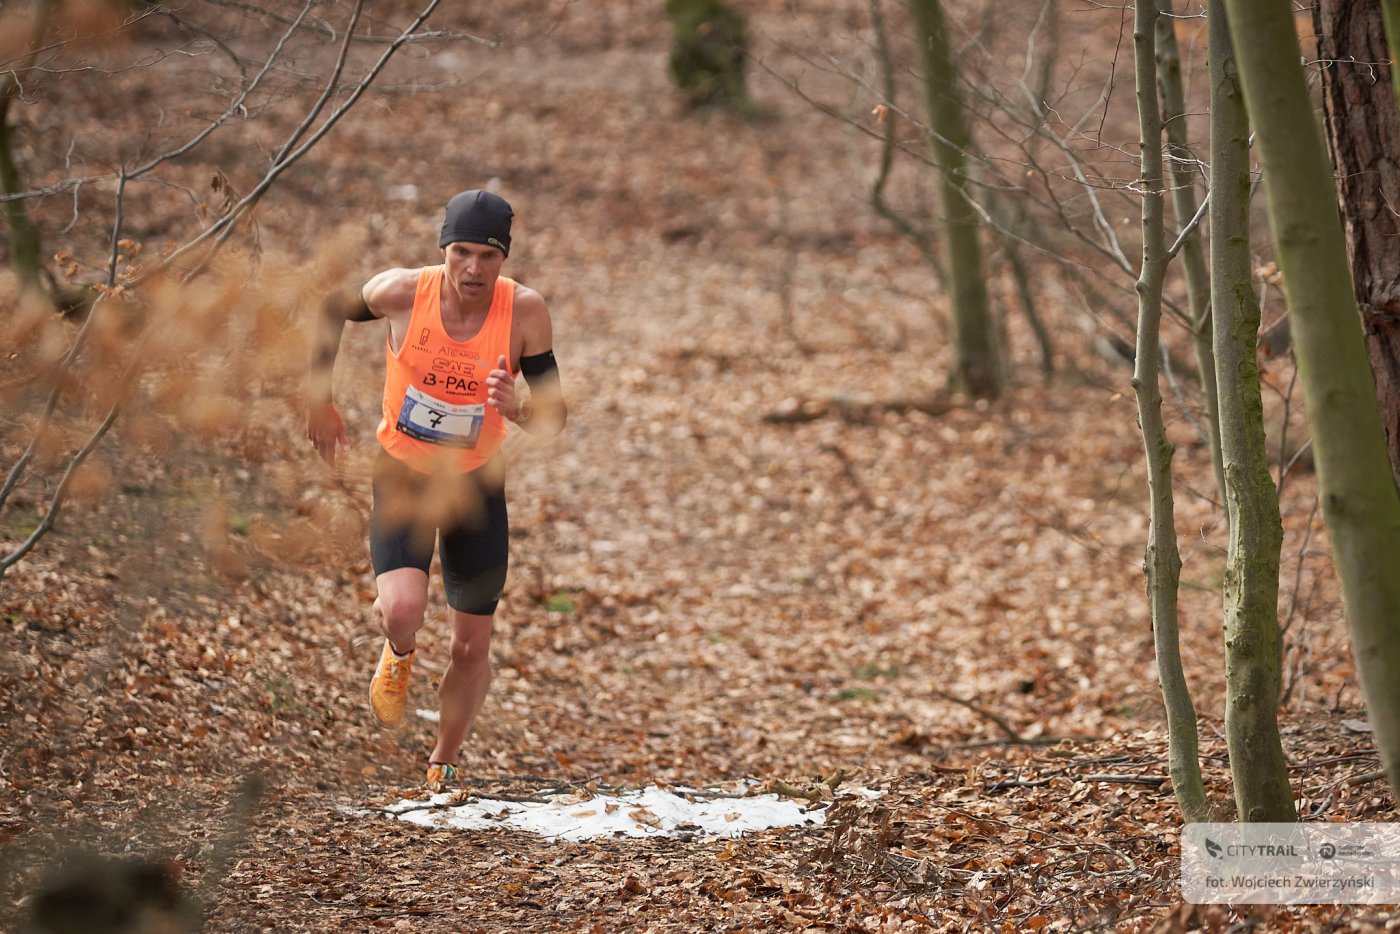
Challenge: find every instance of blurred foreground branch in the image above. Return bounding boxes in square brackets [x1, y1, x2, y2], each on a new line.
[0, 0, 444, 578]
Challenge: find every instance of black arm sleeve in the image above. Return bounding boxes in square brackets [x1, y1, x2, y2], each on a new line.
[520, 349, 559, 380]
[346, 297, 377, 322]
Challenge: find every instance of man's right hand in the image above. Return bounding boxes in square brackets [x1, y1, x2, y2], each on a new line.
[307, 401, 349, 467]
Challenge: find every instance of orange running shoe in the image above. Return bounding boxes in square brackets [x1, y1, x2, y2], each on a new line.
[369, 639, 414, 726]
[426, 761, 459, 789]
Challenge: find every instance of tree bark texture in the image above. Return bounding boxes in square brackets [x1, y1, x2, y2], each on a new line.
[1224, 0, 1400, 806]
[1207, 0, 1293, 824]
[1131, 0, 1208, 824]
[1314, 0, 1400, 494]
[910, 0, 1002, 401]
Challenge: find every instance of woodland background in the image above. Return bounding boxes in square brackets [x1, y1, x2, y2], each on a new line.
[0, 0, 1394, 931]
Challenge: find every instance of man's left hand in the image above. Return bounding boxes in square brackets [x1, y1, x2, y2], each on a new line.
[485, 354, 518, 420]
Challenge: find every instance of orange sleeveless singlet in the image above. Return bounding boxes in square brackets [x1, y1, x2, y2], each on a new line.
[376, 266, 515, 474]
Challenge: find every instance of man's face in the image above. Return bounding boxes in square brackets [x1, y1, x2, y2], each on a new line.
[442, 241, 505, 304]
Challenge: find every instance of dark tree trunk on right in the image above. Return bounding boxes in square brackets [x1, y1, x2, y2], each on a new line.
[1314, 0, 1400, 492]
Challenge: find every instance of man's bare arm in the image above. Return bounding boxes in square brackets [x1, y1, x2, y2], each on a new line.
[307, 286, 376, 405]
[304, 269, 418, 467]
[305, 286, 375, 466]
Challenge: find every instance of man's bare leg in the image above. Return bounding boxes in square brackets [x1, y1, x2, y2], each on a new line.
[430, 609, 493, 766]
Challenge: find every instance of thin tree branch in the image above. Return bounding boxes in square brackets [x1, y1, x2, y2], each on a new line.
[164, 0, 444, 273]
[867, 0, 941, 274]
[0, 168, 128, 516]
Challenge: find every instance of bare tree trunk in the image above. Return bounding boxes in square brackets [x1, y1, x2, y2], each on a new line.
[1224, 0, 1400, 803]
[0, 1, 51, 294]
[1314, 0, 1400, 494]
[1131, 0, 1208, 823]
[0, 88, 43, 291]
[1208, 0, 1293, 824]
[1156, 0, 1226, 509]
[910, 0, 1001, 400]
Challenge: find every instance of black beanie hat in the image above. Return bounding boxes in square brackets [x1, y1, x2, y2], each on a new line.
[439, 189, 514, 255]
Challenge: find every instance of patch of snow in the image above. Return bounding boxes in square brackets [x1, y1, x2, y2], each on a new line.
[384, 784, 854, 841]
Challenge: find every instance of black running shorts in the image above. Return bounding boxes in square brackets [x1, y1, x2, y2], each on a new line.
[369, 451, 509, 615]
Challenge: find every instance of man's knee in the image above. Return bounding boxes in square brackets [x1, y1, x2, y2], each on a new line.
[377, 589, 427, 632]
[447, 615, 493, 669]
[448, 636, 490, 671]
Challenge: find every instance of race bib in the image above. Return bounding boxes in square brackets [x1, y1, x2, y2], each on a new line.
[395, 384, 485, 448]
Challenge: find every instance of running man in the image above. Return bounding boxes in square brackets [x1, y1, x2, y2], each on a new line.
[306, 189, 567, 786]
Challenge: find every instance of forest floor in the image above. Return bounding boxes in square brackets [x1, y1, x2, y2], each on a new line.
[1, 2, 1396, 932]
